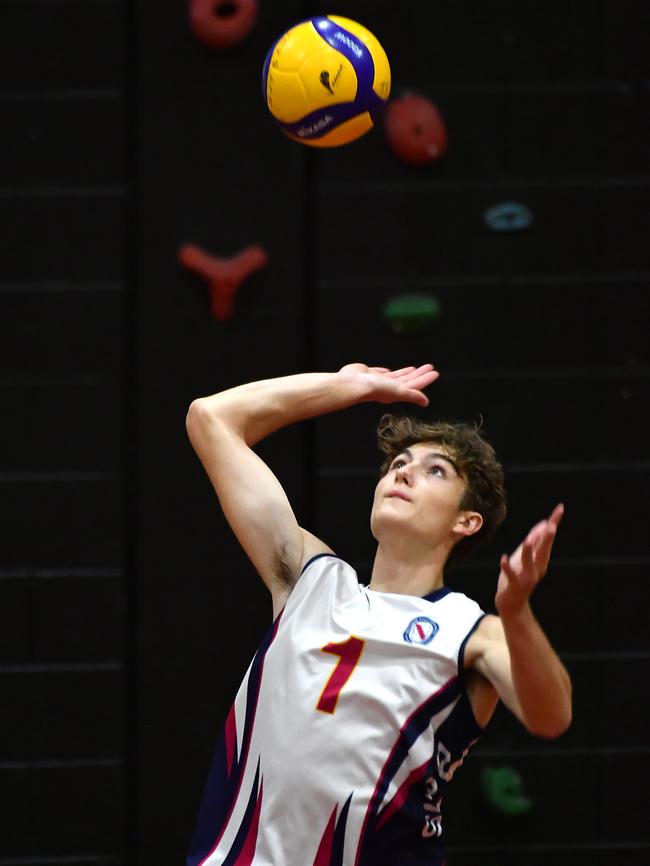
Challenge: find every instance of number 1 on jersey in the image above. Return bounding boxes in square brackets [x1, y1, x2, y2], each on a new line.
[316, 636, 365, 714]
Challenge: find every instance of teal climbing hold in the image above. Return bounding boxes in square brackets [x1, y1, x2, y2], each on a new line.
[484, 201, 534, 232]
[382, 294, 441, 334]
[480, 766, 533, 816]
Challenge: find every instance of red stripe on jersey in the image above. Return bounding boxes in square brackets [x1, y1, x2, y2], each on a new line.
[353, 676, 459, 866]
[375, 757, 431, 831]
[224, 705, 237, 778]
[312, 804, 338, 865]
[197, 613, 284, 866]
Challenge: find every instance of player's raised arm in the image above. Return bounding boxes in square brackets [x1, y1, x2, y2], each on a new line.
[186, 363, 438, 615]
[465, 505, 573, 738]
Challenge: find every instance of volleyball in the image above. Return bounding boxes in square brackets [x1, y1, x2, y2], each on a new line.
[262, 15, 391, 147]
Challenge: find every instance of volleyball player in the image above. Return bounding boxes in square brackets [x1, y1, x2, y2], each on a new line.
[185, 362, 572, 866]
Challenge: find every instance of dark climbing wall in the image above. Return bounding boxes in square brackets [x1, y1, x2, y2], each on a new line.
[1, 1, 648, 865]
[309, 2, 650, 865]
[133, 2, 308, 864]
[0, 0, 129, 864]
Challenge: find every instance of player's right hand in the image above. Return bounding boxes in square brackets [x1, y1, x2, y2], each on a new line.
[337, 363, 439, 407]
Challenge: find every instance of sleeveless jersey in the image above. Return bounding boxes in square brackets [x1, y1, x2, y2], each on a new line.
[188, 554, 486, 866]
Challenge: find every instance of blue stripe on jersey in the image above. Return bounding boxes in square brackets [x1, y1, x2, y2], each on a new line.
[186, 615, 282, 866]
[356, 689, 482, 866]
[355, 677, 461, 865]
[331, 793, 353, 866]
[220, 759, 261, 866]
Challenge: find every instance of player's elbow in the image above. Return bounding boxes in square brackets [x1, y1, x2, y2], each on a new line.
[186, 397, 222, 440]
[186, 398, 207, 434]
[186, 398, 234, 451]
[527, 706, 572, 739]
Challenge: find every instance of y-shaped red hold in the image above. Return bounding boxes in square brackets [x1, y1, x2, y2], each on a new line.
[179, 244, 268, 321]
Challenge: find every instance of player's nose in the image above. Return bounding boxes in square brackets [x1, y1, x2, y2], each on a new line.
[395, 466, 411, 484]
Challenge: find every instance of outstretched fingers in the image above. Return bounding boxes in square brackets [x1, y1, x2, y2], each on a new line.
[389, 366, 417, 377]
[402, 365, 439, 389]
[549, 503, 565, 528]
[390, 364, 436, 380]
[384, 364, 439, 406]
[533, 522, 558, 575]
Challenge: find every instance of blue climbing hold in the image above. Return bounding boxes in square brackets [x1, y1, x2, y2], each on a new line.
[484, 201, 534, 232]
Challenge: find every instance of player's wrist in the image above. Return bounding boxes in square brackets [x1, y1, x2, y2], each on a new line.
[497, 600, 535, 630]
[335, 367, 380, 403]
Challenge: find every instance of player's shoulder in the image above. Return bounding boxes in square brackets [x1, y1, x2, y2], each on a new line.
[464, 613, 506, 666]
[474, 613, 505, 638]
[299, 550, 345, 577]
[296, 545, 359, 591]
[299, 528, 336, 573]
[433, 587, 484, 618]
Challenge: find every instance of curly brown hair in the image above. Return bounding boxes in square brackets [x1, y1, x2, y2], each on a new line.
[377, 414, 507, 571]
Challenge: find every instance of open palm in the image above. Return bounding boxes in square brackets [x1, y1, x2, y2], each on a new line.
[495, 504, 564, 618]
[338, 363, 439, 407]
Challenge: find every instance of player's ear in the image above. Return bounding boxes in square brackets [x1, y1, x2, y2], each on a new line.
[452, 511, 483, 538]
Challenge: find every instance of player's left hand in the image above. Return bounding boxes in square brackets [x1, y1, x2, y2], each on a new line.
[495, 504, 564, 619]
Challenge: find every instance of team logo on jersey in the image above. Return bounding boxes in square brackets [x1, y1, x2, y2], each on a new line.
[403, 616, 439, 645]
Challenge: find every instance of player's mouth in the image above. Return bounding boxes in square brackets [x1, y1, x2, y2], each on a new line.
[386, 490, 412, 502]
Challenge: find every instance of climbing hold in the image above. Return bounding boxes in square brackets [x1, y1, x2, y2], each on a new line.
[179, 243, 268, 321]
[189, 0, 259, 49]
[480, 766, 533, 816]
[483, 201, 534, 232]
[383, 93, 448, 165]
[382, 294, 441, 334]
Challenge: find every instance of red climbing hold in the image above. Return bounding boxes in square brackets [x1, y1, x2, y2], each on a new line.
[179, 243, 268, 321]
[189, 0, 259, 49]
[383, 93, 448, 165]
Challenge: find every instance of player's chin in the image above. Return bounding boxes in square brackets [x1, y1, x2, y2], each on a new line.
[370, 505, 407, 537]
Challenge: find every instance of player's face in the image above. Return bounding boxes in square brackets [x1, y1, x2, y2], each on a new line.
[370, 442, 469, 548]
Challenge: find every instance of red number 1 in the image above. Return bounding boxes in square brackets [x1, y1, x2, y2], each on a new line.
[316, 636, 365, 714]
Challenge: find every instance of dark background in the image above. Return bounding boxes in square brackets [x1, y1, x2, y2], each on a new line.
[1, 0, 649, 864]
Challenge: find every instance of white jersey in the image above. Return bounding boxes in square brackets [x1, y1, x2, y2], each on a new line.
[188, 554, 486, 866]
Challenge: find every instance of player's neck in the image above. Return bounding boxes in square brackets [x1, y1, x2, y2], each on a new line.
[368, 541, 448, 598]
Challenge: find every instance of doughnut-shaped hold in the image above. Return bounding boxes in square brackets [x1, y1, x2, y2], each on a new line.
[189, 0, 259, 49]
[484, 201, 534, 232]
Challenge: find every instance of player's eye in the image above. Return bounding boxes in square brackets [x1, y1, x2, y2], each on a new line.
[391, 459, 406, 470]
[429, 464, 446, 478]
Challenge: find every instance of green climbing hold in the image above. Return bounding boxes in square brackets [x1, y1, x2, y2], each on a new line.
[480, 766, 533, 816]
[382, 294, 442, 334]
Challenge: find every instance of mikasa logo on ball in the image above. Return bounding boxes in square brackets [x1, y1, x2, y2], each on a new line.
[403, 616, 439, 645]
[296, 115, 333, 137]
[333, 30, 363, 57]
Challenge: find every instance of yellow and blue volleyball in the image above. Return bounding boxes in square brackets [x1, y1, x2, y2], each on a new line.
[262, 15, 391, 147]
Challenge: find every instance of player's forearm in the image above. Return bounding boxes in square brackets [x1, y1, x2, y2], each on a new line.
[501, 605, 572, 738]
[187, 371, 371, 446]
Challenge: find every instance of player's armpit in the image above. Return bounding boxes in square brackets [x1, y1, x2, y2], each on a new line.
[186, 401, 305, 604]
[300, 527, 335, 568]
[464, 615, 526, 725]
